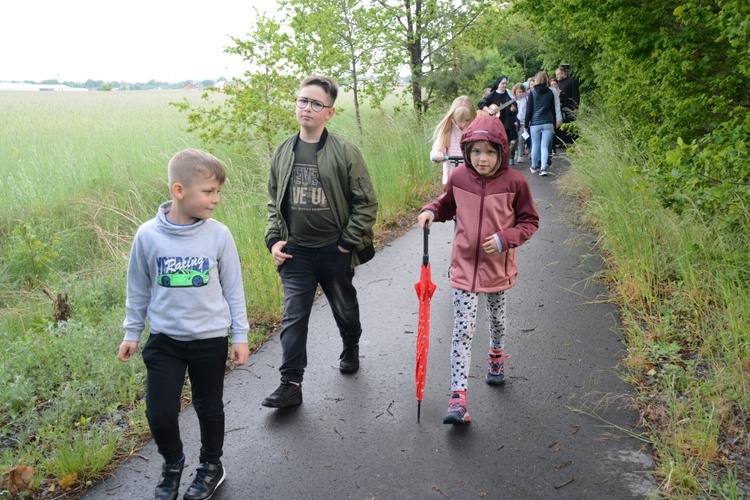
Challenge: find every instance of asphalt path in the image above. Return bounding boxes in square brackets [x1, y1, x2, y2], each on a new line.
[85, 161, 658, 499]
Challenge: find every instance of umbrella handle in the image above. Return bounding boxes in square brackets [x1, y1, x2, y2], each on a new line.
[423, 227, 430, 266]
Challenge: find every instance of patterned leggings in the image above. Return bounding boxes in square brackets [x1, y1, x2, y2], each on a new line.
[451, 288, 507, 392]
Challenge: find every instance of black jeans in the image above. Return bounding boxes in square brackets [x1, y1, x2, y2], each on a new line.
[142, 333, 227, 464]
[277, 242, 362, 383]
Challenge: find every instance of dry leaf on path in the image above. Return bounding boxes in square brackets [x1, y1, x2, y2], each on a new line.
[0, 463, 35, 495]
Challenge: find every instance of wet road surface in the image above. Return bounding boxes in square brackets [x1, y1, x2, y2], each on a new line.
[85, 163, 657, 499]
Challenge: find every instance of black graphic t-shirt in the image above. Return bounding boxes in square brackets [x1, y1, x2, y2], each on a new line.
[285, 139, 339, 247]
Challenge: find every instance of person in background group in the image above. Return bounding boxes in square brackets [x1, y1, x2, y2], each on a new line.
[524, 71, 561, 177]
[555, 66, 580, 118]
[417, 115, 539, 425]
[477, 76, 517, 150]
[511, 83, 527, 164]
[505, 88, 519, 166]
[118, 148, 250, 500]
[430, 95, 475, 184]
[548, 76, 564, 155]
[523, 78, 536, 155]
[526, 77, 535, 95]
[263, 75, 378, 409]
[555, 66, 580, 145]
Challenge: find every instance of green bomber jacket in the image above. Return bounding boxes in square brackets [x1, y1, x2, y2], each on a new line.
[265, 128, 378, 266]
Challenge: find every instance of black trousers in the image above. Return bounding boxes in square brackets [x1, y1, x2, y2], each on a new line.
[142, 333, 227, 464]
[277, 242, 362, 383]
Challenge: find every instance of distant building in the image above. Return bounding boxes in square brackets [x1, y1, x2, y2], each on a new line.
[0, 82, 88, 92]
[182, 82, 201, 90]
[213, 80, 235, 90]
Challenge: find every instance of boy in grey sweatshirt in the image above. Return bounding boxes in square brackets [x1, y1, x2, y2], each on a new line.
[118, 148, 249, 500]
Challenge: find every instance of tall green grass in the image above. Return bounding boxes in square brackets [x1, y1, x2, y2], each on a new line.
[0, 90, 438, 496]
[559, 108, 749, 497]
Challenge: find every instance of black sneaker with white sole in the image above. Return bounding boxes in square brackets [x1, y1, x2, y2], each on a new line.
[183, 462, 226, 500]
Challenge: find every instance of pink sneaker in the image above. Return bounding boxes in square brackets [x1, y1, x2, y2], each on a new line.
[487, 349, 509, 385]
[443, 392, 471, 424]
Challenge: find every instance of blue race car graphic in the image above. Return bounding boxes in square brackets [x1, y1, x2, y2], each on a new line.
[157, 268, 209, 287]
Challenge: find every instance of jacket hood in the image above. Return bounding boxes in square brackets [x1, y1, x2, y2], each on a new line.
[460, 115, 510, 176]
[534, 83, 550, 94]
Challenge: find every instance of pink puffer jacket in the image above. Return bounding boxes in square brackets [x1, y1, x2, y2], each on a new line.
[423, 115, 539, 293]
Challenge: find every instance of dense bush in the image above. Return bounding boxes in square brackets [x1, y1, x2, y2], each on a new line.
[517, 0, 750, 230]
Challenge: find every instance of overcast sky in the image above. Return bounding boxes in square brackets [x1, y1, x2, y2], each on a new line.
[1, 0, 278, 83]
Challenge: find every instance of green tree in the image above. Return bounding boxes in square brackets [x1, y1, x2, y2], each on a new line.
[84, 79, 103, 89]
[426, 3, 538, 105]
[281, 0, 400, 135]
[172, 10, 299, 156]
[374, 0, 489, 114]
[517, 0, 750, 226]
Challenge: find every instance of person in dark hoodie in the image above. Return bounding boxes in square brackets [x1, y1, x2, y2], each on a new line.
[417, 115, 539, 425]
[524, 71, 561, 176]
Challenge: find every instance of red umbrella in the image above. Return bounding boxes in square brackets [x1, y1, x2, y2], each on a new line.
[414, 227, 437, 423]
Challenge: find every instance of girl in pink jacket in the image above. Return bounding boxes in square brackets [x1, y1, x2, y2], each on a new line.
[418, 115, 539, 424]
[430, 95, 475, 184]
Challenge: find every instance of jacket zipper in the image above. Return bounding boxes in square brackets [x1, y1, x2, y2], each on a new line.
[471, 177, 486, 291]
[316, 150, 342, 232]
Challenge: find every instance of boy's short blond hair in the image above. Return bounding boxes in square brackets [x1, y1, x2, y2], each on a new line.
[168, 148, 226, 187]
[300, 75, 338, 104]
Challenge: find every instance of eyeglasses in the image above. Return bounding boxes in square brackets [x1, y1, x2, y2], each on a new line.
[295, 97, 332, 113]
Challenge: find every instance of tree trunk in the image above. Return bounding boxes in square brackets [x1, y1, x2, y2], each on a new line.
[351, 57, 363, 136]
[406, 0, 424, 116]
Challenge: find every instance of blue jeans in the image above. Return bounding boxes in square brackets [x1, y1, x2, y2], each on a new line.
[530, 123, 554, 170]
[142, 334, 228, 464]
[277, 242, 362, 383]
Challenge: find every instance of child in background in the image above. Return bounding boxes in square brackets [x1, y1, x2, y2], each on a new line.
[524, 78, 536, 155]
[549, 76, 564, 153]
[511, 83, 528, 163]
[418, 115, 539, 424]
[430, 95, 475, 184]
[118, 148, 250, 500]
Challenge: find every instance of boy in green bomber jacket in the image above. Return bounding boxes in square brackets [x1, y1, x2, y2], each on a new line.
[263, 75, 378, 408]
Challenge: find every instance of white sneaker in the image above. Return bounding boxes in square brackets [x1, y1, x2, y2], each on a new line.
[516, 157, 524, 163]
[530, 166, 538, 173]
[539, 169, 548, 176]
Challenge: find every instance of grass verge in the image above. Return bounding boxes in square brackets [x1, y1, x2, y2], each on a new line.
[558, 109, 749, 498]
